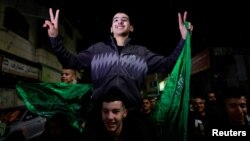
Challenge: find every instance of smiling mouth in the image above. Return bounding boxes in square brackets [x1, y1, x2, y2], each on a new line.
[116, 26, 124, 29]
[105, 122, 116, 127]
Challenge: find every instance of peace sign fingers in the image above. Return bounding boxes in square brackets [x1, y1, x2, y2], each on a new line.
[178, 11, 187, 28]
[43, 8, 60, 37]
[49, 8, 59, 28]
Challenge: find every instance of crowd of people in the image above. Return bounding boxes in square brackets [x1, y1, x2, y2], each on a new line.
[189, 88, 250, 140]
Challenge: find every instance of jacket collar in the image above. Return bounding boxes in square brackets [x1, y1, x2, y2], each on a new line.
[110, 36, 131, 47]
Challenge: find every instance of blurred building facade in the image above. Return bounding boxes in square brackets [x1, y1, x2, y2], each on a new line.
[191, 47, 250, 98]
[144, 46, 250, 100]
[0, 0, 82, 108]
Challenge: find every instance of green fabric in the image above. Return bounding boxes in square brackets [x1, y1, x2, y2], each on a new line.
[153, 24, 191, 141]
[16, 82, 92, 129]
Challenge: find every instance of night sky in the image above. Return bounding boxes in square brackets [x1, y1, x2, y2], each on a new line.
[38, 0, 249, 56]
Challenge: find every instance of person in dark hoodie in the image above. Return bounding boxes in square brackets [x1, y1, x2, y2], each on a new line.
[43, 8, 193, 109]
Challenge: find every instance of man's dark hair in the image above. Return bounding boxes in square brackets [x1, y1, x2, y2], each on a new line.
[103, 87, 128, 107]
[110, 7, 135, 26]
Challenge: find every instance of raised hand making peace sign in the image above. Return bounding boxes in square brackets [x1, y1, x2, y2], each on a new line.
[43, 8, 60, 37]
[178, 11, 193, 40]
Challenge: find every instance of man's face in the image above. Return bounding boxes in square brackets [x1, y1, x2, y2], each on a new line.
[142, 99, 152, 113]
[225, 96, 247, 125]
[111, 13, 133, 37]
[150, 98, 156, 107]
[102, 101, 127, 134]
[207, 92, 217, 104]
[193, 98, 205, 112]
[61, 69, 76, 84]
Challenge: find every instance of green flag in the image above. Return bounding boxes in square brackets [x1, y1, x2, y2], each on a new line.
[153, 26, 191, 141]
[16, 82, 92, 128]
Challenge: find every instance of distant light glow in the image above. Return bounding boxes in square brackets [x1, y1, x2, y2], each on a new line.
[159, 80, 165, 91]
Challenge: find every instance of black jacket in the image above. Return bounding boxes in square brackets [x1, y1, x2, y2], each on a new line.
[50, 36, 185, 108]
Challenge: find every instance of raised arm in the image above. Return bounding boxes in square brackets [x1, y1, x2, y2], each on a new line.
[147, 11, 193, 73]
[43, 8, 91, 71]
[43, 8, 60, 37]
